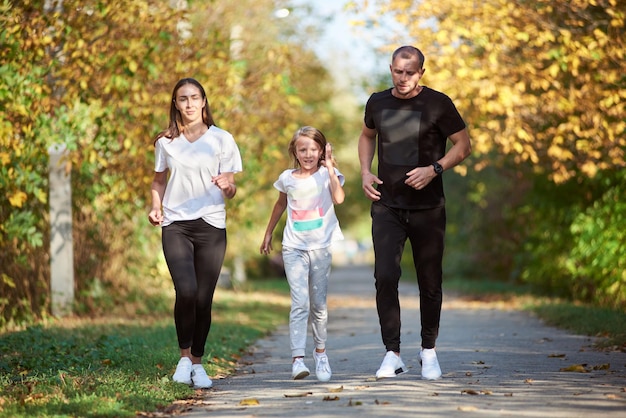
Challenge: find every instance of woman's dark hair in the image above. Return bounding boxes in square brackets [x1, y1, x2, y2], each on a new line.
[154, 78, 215, 144]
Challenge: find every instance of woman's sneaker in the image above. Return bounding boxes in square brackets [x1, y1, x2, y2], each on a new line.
[314, 351, 332, 382]
[419, 348, 442, 380]
[191, 364, 213, 389]
[172, 357, 192, 385]
[375, 351, 408, 379]
[291, 357, 310, 380]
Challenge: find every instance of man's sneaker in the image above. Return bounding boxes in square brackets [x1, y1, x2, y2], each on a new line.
[291, 357, 310, 380]
[172, 357, 192, 385]
[191, 364, 213, 389]
[375, 351, 408, 379]
[314, 351, 332, 382]
[419, 348, 442, 380]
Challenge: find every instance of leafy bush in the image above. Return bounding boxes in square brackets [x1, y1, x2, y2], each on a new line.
[566, 175, 626, 309]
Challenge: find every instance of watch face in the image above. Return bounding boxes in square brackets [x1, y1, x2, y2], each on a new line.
[434, 163, 443, 174]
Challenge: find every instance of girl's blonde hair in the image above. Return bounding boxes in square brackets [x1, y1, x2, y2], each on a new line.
[288, 126, 337, 169]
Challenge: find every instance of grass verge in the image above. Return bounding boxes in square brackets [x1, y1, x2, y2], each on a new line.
[0, 279, 290, 418]
[444, 277, 626, 350]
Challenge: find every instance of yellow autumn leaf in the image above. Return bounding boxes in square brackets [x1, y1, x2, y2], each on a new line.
[559, 364, 589, 373]
[9, 191, 27, 208]
[239, 398, 260, 406]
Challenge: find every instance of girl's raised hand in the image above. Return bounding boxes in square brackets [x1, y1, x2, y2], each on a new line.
[324, 143, 333, 169]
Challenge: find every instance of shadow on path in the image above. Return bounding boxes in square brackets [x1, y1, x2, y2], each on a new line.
[173, 265, 626, 418]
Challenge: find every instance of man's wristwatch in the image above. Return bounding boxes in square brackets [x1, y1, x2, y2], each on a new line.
[432, 162, 444, 175]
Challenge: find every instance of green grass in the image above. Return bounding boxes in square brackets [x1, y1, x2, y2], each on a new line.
[444, 276, 626, 350]
[0, 280, 290, 418]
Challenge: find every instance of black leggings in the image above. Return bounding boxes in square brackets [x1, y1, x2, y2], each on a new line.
[162, 219, 226, 358]
[371, 203, 446, 352]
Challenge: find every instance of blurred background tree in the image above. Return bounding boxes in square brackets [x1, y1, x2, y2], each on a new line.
[2, 0, 624, 330]
[351, 0, 625, 308]
[0, 0, 357, 328]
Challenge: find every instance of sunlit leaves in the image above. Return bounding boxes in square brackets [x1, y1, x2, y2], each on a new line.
[366, 0, 625, 183]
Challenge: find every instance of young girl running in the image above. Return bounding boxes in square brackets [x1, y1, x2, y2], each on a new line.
[260, 126, 345, 382]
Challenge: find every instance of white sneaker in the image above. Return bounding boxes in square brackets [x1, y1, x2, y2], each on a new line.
[375, 351, 408, 379]
[172, 357, 192, 385]
[314, 351, 332, 382]
[420, 348, 442, 380]
[291, 357, 310, 380]
[191, 364, 213, 388]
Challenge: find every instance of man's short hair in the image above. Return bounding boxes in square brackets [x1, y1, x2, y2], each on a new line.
[392, 46, 425, 68]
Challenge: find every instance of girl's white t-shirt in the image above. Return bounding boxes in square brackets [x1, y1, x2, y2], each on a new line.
[154, 125, 242, 228]
[274, 166, 344, 251]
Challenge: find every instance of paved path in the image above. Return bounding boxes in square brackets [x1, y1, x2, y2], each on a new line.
[178, 265, 625, 417]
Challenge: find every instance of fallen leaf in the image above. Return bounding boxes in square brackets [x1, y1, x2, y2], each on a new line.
[458, 405, 478, 411]
[283, 392, 313, 398]
[374, 399, 391, 405]
[481, 390, 493, 395]
[461, 389, 480, 395]
[323, 395, 340, 401]
[348, 399, 363, 406]
[604, 394, 619, 400]
[593, 363, 610, 371]
[524, 378, 534, 384]
[504, 393, 513, 397]
[560, 364, 589, 373]
[465, 372, 473, 376]
[548, 353, 566, 358]
[328, 385, 344, 393]
[238, 398, 259, 406]
[354, 385, 370, 390]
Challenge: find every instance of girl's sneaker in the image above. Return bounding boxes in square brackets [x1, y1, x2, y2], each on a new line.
[191, 364, 213, 389]
[314, 351, 332, 382]
[291, 358, 310, 380]
[172, 357, 192, 385]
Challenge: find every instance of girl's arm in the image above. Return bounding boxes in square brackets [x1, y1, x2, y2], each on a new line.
[324, 143, 345, 205]
[148, 170, 168, 226]
[260, 192, 288, 255]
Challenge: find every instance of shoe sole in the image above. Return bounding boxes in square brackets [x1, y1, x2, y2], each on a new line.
[292, 370, 310, 380]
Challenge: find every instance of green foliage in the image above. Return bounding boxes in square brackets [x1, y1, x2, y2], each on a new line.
[566, 174, 626, 309]
[0, 0, 349, 330]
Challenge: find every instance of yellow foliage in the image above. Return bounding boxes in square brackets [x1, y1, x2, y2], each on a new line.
[370, 0, 626, 183]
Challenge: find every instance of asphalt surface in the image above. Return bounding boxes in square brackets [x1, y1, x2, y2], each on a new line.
[175, 265, 626, 417]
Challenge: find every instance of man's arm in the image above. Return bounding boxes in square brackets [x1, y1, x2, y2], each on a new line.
[405, 127, 472, 190]
[358, 123, 382, 201]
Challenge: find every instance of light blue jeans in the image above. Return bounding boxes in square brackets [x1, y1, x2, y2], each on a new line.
[282, 246, 331, 358]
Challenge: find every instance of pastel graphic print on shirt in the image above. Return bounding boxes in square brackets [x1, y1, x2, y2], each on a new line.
[274, 166, 344, 251]
[290, 180, 324, 232]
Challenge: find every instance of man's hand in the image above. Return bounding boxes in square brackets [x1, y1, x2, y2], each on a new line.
[361, 171, 383, 201]
[405, 166, 437, 190]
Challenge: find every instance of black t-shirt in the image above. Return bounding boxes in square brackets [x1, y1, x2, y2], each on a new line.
[364, 87, 466, 210]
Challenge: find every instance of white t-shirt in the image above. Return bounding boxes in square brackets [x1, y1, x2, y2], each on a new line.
[154, 125, 242, 228]
[274, 166, 344, 251]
